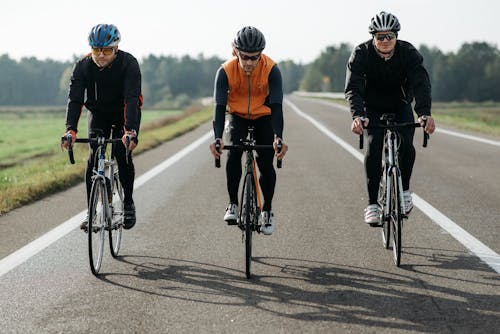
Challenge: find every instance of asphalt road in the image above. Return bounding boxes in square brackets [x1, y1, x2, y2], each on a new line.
[0, 95, 499, 333]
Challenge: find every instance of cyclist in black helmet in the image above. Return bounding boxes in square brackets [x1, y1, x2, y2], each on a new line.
[209, 26, 288, 235]
[345, 11, 436, 225]
[61, 23, 142, 230]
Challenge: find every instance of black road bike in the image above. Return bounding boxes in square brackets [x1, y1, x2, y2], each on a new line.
[359, 114, 428, 266]
[215, 126, 282, 278]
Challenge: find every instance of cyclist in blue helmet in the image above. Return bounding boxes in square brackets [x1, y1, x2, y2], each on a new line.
[345, 11, 436, 225]
[62, 23, 143, 230]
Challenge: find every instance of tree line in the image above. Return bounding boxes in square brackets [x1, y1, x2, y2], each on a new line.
[0, 41, 499, 107]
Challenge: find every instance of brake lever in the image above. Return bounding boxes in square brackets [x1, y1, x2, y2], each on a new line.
[61, 134, 75, 164]
[125, 135, 131, 164]
[215, 140, 221, 168]
[421, 116, 429, 148]
[359, 117, 366, 150]
[276, 140, 283, 169]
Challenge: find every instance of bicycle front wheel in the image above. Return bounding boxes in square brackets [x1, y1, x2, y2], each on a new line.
[109, 174, 124, 258]
[389, 168, 402, 266]
[241, 173, 256, 279]
[88, 178, 107, 275]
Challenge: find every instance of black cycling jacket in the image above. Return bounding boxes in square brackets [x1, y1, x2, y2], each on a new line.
[345, 39, 431, 118]
[65, 50, 142, 134]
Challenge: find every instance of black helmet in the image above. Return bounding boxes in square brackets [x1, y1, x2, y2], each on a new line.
[232, 26, 266, 52]
[368, 11, 401, 34]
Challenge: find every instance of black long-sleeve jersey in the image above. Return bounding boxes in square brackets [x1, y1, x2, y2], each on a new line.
[65, 50, 142, 134]
[212, 65, 284, 139]
[345, 39, 432, 118]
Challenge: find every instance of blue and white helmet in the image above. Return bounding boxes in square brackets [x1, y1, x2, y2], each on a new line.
[368, 11, 401, 34]
[88, 24, 121, 47]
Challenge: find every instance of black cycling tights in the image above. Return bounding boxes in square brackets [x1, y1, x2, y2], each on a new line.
[226, 114, 276, 212]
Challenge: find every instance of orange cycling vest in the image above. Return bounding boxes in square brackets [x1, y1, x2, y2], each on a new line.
[222, 54, 276, 120]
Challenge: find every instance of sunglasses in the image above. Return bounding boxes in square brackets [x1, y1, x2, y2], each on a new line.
[375, 32, 396, 41]
[91, 47, 115, 56]
[238, 52, 261, 61]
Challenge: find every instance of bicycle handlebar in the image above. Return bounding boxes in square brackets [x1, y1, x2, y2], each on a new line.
[214, 142, 282, 169]
[61, 135, 123, 164]
[359, 119, 429, 149]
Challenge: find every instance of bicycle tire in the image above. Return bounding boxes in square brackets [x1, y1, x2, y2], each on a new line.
[243, 173, 255, 279]
[379, 167, 390, 249]
[109, 174, 124, 258]
[88, 178, 107, 276]
[390, 168, 402, 266]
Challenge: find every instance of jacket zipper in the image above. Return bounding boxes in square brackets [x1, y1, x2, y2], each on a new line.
[247, 73, 251, 118]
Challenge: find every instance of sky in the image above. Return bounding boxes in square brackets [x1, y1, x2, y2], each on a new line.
[1, 0, 499, 64]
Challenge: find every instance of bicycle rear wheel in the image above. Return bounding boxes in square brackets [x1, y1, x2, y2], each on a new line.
[88, 178, 107, 275]
[389, 168, 402, 266]
[241, 173, 255, 279]
[378, 168, 390, 249]
[109, 174, 124, 258]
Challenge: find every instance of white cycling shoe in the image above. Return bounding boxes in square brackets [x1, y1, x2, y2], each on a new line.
[260, 211, 275, 235]
[224, 203, 238, 225]
[364, 204, 381, 225]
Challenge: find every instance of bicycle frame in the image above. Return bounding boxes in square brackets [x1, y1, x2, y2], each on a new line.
[382, 127, 406, 219]
[224, 126, 267, 230]
[94, 138, 121, 212]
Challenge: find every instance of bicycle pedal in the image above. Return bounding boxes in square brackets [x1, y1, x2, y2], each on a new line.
[226, 219, 238, 226]
[369, 222, 382, 227]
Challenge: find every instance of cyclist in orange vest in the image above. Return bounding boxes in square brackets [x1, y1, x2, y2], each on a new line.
[210, 26, 288, 235]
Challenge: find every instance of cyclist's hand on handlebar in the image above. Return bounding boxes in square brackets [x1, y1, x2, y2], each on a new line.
[418, 115, 435, 134]
[274, 137, 288, 160]
[122, 130, 137, 151]
[351, 117, 369, 135]
[61, 130, 76, 150]
[210, 138, 224, 159]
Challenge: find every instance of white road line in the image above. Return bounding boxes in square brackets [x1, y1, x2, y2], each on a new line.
[0, 131, 212, 277]
[285, 98, 500, 274]
[435, 128, 500, 147]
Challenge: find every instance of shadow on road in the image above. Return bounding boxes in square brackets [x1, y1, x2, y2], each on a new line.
[99, 250, 499, 333]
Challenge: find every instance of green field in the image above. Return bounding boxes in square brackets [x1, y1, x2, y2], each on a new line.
[0, 108, 182, 168]
[0, 107, 211, 214]
[432, 102, 500, 137]
[325, 98, 500, 137]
